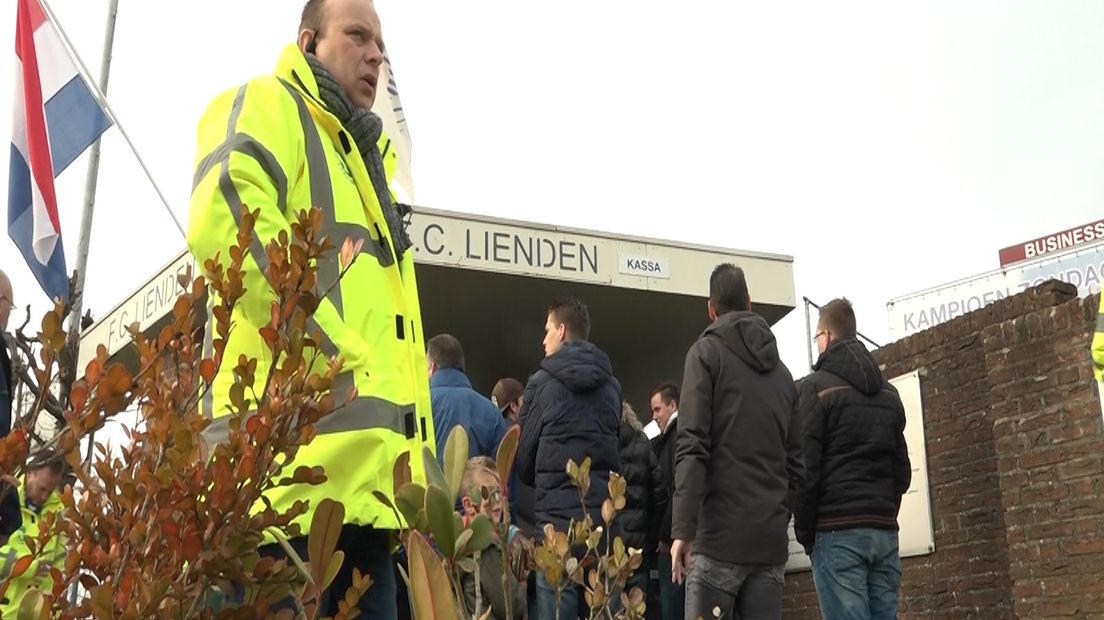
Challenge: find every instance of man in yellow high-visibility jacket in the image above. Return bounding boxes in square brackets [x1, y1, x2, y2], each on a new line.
[187, 0, 434, 615]
[0, 455, 65, 618]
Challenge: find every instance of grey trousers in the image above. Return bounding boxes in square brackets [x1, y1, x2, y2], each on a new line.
[685, 553, 785, 620]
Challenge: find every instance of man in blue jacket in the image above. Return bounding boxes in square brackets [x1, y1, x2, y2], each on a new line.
[515, 297, 622, 620]
[427, 334, 507, 464]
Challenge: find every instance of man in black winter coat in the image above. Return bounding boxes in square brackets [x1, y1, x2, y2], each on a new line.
[796, 298, 910, 620]
[649, 381, 684, 620]
[618, 401, 666, 607]
[516, 297, 621, 620]
[671, 264, 804, 620]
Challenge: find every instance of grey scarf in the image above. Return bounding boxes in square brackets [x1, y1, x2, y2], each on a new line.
[306, 54, 412, 261]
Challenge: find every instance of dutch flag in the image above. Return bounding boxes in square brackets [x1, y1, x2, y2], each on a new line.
[8, 0, 110, 303]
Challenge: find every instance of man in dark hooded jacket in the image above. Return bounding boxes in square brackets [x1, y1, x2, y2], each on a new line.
[796, 298, 910, 620]
[516, 296, 621, 620]
[670, 264, 804, 620]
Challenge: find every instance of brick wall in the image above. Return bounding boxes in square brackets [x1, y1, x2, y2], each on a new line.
[781, 281, 1104, 618]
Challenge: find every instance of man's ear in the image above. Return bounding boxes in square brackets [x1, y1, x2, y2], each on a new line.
[297, 29, 315, 55]
[707, 300, 717, 322]
[746, 295, 753, 312]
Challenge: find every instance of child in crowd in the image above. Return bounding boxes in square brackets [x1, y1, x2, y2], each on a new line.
[460, 456, 529, 620]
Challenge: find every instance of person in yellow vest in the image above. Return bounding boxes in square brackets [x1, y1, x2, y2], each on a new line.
[187, 0, 434, 616]
[0, 453, 65, 617]
[1093, 294, 1104, 381]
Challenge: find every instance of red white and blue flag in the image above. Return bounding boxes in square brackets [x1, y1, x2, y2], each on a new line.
[8, 0, 110, 302]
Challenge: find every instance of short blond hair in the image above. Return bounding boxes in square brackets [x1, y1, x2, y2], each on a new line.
[462, 456, 501, 499]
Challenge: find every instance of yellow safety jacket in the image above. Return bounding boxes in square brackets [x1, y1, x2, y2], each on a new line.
[1094, 294, 1104, 381]
[0, 485, 64, 617]
[188, 44, 435, 531]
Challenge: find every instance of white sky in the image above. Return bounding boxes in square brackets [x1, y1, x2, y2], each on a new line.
[1, 0, 1102, 386]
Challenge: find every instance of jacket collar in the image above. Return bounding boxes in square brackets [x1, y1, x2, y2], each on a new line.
[429, 367, 473, 390]
[663, 411, 679, 434]
[276, 43, 321, 100]
[274, 44, 347, 137]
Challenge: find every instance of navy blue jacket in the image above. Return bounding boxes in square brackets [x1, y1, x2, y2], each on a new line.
[430, 368, 508, 465]
[0, 337, 11, 439]
[516, 341, 621, 539]
[0, 338, 18, 539]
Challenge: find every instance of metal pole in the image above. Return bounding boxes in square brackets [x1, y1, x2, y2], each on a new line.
[803, 296, 884, 350]
[804, 296, 814, 372]
[64, 0, 120, 349]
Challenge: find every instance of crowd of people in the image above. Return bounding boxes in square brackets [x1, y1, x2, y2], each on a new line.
[0, 0, 918, 616]
[0, 8, 916, 615]
[418, 262, 910, 620]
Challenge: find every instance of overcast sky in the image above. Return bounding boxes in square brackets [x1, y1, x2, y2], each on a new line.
[1, 0, 1102, 385]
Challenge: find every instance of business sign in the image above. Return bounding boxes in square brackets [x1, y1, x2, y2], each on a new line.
[888, 242, 1104, 341]
[998, 219, 1104, 268]
[412, 213, 604, 281]
[76, 253, 196, 372]
[406, 210, 791, 302]
[81, 209, 795, 374]
[617, 253, 670, 279]
[786, 371, 934, 572]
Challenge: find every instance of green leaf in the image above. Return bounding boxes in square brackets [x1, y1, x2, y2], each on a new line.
[269, 527, 313, 585]
[567, 459, 579, 482]
[394, 483, 427, 531]
[322, 550, 345, 590]
[407, 531, 459, 620]
[373, 490, 405, 527]
[495, 424, 520, 487]
[308, 498, 344, 586]
[443, 426, 469, 502]
[425, 485, 457, 557]
[465, 513, 495, 555]
[453, 528, 474, 558]
[16, 589, 44, 620]
[455, 556, 479, 574]
[579, 457, 592, 497]
[423, 446, 448, 494]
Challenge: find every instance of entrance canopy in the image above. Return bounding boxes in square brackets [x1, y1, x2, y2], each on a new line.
[79, 208, 795, 408]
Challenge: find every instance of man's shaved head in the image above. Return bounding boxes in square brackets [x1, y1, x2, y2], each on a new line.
[0, 271, 13, 331]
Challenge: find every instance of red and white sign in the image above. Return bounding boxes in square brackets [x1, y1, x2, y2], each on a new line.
[999, 219, 1104, 268]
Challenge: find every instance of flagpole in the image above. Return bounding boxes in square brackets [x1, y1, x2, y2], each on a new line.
[37, 0, 185, 240]
[62, 0, 118, 346]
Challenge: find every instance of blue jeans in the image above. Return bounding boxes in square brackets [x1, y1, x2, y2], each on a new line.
[259, 524, 397, 618]
[811, 528, 901, 620]
[535, 572, 580, 620]
[535, 571, 624, 619]
[657, 552, 685, 620]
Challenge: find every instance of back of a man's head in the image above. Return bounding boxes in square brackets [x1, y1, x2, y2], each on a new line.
[427, 334, 465, 373]
[709, 263, 751, 316]
[549, 297, 590, 342]
[819, 298, 858, 339]
[0, 269, 12, 331]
